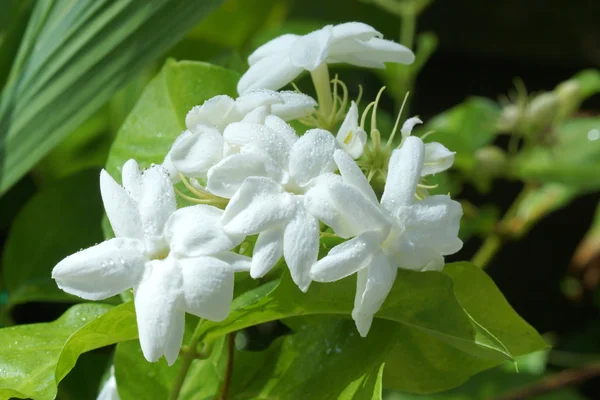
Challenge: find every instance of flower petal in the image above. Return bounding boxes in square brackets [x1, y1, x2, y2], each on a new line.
[162, 130, 193, 183]
[422, 142, 455, 176]
[137, 164, 177, 255]
[271, 91, 317, 121]
[97, 367, 119, 400]
[238, 54, 304, 94]
[235, 89, 282, 115]
[52, 238, 146, 300]
[207, 151, 285, 198]
[333, 149, 378, 205]
[331, 22, 381, 42]
[248, 34, 298, 65]
[264, 114, 299, 148]
[290, 25, 333, 71]
[165, 205, 245, 257]
[288, 128, 337, 186]
[311, 230, 383, 282]
[328, 37, 415, 68]
[100, 169, 142, 240]
[352, 251, 397, 337]
[400, 116, 422, 139]
[336, 101, 367, 159]
[186, 95, 235, 131]
[251, 227, 284, 278]
[223, 121, 292, 169]
[240, 105, 270, 123]
[135, 258, 184, 365]
[170, 126, 225, 178]
[180, 256, 234, 321]
[213, 252, 252, 272]
[222, 177, 296, 235]
[121, 159, 143, 200]
[283, 205, 319, 292]
[381, 136, 424, 212]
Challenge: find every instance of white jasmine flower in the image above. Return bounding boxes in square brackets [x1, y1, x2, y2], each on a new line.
[238, 22, 415, 94]
[52, 161, 249, 365]
[336, 101, 367, 159]
[400, 117, 455, 176]
[309, 137, 463, 336]
[207, 117, 338, 291]
[97, 366, 120, 400]
[163, 90, 316, 182]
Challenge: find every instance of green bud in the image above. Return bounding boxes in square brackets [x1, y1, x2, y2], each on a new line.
[474, 145, 507, 177]
[554, 79, 582, 118]
[497, 104, 522, 133]
[525, 92, 558, 129]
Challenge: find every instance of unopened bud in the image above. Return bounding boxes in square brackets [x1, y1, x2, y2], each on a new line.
[525, 92, 558, 129]
[554, 79, 582, 118]
[475, 146, 507, 177]
[498, 104, 522, 133]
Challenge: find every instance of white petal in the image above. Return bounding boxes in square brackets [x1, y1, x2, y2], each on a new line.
[180, 256, 234, 321]
[329, 37, 415, 68]
[381, 136, 424, 212]
[352, 251, 397, 337]
[264, 115, 299, 148]
[401, 116, 422, 139]
[422, 142, 455, 176]
[283, 206, 319, 292]
[213, 252, 252, 272]
[100, 169, 142, 240]
[303, 173, 357, 238]
[170, 126, 225, 178]
[165, 205, 244, 257]
[393, 239, 446, 271]
[251, 227, 284, 278]
[240, 105, 270, 124]
[328, 179, 390, 236]
[248, 34, 298, 65]
[135, 259, 184, 365]
[121, 159, 142, 200]
[290, 25, 333, 71]
[162, 130, 193, 183]
[311, 230, 383, 282]
[223, 121, 292, 169]
[235, 89, 282, 115]
[331, 22, 381, 42]
[52, 238, 146, 300]
[288, 128, 337, 186]
[97, 370, 120, 400]
[333, 149, 378, 204]
[238, 54, 304, 94]
[137, 165, 176, 255]
[222, 177, 296, 235]
[395, 195, 463, 255]
[336, 102, 366, 159]
[207, 152, 285, 198]
[186, 95, 235, 131]
[271, 91, 317, 121]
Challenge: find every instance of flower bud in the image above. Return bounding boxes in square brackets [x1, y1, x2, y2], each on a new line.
[474, 145, 507, 177]
[554, 79, 582, 118]
[525, 92, 558, 129]
[497, 104, 522, 133]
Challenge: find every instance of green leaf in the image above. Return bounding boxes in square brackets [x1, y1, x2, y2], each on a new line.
[0, 302, 136, 400]
[570, 69, 600, 99]
[417, 97, 501, 171]
[105, 60, 239, 176]
[513, 117, 600, 190]
[1, 169, 106, 306]
[0, 0, 224, 195]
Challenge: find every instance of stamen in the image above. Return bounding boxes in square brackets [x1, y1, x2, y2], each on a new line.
[386, 92, 410, 148]
[420, 130, 436, 140]
[370, 86, 386, 132]
[356, 85, 364, 106]
[360, 101, 376, 130]
[418, 183, 439, 189]
[179, 173, 212, 199]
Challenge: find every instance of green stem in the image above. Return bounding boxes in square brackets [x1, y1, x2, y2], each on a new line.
[168, 319, 205, 400]
[400, 6, 416, 50]
[311, 63, 333, 122]
[219, 333, 236, 400]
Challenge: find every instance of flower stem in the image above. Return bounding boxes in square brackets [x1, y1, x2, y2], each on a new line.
[219, 333, 236, 400]
[168, 319, 205, 400]
[311, 63, 333, 123]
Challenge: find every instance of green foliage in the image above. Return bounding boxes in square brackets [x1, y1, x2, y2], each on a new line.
[1, 170, 105, 306]
[514, 117, 600, 190]
[0, 302, 136, 400]
[105, 60, 239, 177]
[0, 0, 224, 195]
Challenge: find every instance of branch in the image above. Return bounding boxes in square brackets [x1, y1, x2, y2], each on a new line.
[219, 333, 236, 400]
[495, 363, 600, 400]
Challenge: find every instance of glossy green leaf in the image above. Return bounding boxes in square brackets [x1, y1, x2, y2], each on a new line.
[0, 0, 224, 195]
[1, 170, 105, 306]
[513, 117, 600, 190]
[105, 60, 239, 176]
[0, 302, 136, 400]
[571, 69, 600, 99]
